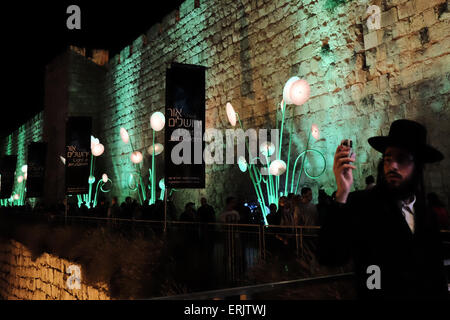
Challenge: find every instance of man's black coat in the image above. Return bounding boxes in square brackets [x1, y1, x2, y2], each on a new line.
[318, 185, 448, 299]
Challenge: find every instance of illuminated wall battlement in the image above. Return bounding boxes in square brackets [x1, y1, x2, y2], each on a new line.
[1, 0, 449, 212]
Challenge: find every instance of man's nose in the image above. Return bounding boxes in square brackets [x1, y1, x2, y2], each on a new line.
[388, 161, 399, 171]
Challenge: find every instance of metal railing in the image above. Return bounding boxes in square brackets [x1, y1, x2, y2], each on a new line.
[151, 272, 355, 300]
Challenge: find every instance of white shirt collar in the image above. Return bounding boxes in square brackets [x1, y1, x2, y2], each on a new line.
[402, 195, 416, 213]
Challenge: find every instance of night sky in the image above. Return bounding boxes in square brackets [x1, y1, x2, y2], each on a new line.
[2, 0, 184, 137]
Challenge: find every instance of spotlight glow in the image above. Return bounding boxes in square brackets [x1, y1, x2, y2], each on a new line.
[102, 173, 108, 183]
[148, 143, 164, 155]
[91, 143, 105, 156]
[150, 112, 165, 131]
[289, 79, 310, 106]
[282, 76, 300, 105]
[226, 102, 237, 127]
[130, 151, 143, 164]
[17, 176, 24, 183]
[21, 165, 28, 173]
[260, 141, 275, 157]
[120, 128, 130, 144]
[238, 156, 248, 172]
[269, 160, 287, 176]
[311, 124, 320, 140]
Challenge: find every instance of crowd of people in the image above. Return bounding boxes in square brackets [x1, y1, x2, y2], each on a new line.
[1, 180, 448, 230]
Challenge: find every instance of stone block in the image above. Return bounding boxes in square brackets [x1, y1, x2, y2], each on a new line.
[381, 7, 398, 28]
[398, 1, 415, 20]
[364, 30, 383, 50]
[414, 0, 446, 14]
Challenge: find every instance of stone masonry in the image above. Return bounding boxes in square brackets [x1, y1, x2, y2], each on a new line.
[0, 239, 109, 300]
[0, 0, 449, 213]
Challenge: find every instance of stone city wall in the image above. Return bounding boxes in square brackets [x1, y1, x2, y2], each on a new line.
[0, 0, 449, 213]
[100, 0, 450, 212]
[0, 239, 109, 300]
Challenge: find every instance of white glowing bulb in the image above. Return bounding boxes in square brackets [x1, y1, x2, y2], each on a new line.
[130, 151, 143, 164]
[283, 76, 300, 105]
[150, 112, 165, 131]
[269, 160, 287, 176]
[21, 165, 28, 173]
[91, 136, 100, 149]
[88, 175, 95, 184]
[289, 79, 310, 106]
[226, 102, 237, 127]
[13, 194, 19, 200]
[120, 127, 130, 144]
[159, 178, 165, 190]
[102, 173, 108, 183]
[311, 124, 320, 140]
[260, 141, 275, 157]
[24, 173, 27, 180]
[92, 143, 105, 156]
[60, 156, 66, 165]
[238, 156, 248, 173]
[17, 176, 24, 183]
[148, 143, 164, 156]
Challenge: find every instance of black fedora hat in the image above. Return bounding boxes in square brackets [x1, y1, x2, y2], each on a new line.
[368, 119, 444, 163]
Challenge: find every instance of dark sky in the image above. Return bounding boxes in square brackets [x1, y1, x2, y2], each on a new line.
[2, 0, 184, 137]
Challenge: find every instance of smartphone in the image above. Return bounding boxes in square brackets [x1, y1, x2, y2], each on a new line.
[340, 139, 354, 164]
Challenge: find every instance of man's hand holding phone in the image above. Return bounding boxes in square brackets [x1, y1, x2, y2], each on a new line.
[333, 140, 357, 204]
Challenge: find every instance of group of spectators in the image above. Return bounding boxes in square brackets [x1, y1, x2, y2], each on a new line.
[1, 180, 448, 230]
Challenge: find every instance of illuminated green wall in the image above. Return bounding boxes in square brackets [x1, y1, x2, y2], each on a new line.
[99, 0, 450, 213]
[0, 112, 44, 204]
[1, 0, 449, 212]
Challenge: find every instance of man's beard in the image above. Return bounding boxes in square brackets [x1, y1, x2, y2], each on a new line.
[383, 171, 417, 200]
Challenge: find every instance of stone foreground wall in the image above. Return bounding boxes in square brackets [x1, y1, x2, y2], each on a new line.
[100, 0, 450, 213]
[0, 239, 110, 300]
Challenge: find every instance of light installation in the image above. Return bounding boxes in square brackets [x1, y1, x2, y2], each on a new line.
[92, 173, 112, 207]
[76, 136, 111, 208]
[121, 110, 165, 205]
[225, 77, 326, 225]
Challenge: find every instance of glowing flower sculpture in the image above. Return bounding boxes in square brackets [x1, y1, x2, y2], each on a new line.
[78, 136, 108, 209]
[120, 111, 166, 206]
[93, 173, 112, 208]
[226, 77, 326, 225]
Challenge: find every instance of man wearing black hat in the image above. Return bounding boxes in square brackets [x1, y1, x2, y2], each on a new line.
[318, 119, 448, 299]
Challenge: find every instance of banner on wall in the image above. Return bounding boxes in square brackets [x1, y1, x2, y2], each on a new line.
[26, 142, 48, 198]
[65, 116, 92, 195]
[165, 63, 206, 189]
[0, 155, 17, 198]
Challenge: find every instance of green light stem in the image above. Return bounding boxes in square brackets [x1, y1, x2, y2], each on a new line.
[236, 112, 269, 224]
[295, 130, 311, 194]
[87, 154, 95, 208]
[276, 101, 287, 200]
[93, 180, 102, 208]
[284, 127, 293, 196]
[151, 129, 156, 204]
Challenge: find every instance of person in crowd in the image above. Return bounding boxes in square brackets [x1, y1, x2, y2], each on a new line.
[318, 119, 448, 299]
[197, 197, 216, 223]
[266, 203, 280, 225]
[427, 192, 449, 230]
[179, 202, 197, 222]
[297, 187, 319, 226]
[120, 196, 134, 219]
[107, 196, 120, 219]
[219, 197, 240, 223]
[365, 175, 376, 190]
[237, 201, 252, 224]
